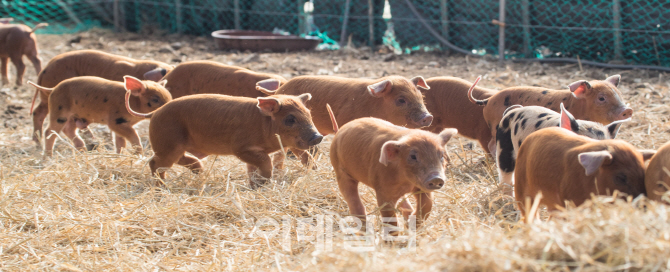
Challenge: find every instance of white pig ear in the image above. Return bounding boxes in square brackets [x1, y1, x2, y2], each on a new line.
[578, 150, 612, 176]
[410, 76, 430, 90]
[257, 97, 281, 116]
[297, 93, 312, 105]
[256, 79, 281, 95]
[568, 80, 591, 99]
[605, 75, 621, 87]
[367, 79, 392, 98]
[438, 128, 458, 146]
[605, 118, 630, 139]
[379, 140, 403, 166]
[559, 103, 578, 132]
[639, 150, 656, 161]
[124, 76, 146, 96]
[158, 79, 168, 87]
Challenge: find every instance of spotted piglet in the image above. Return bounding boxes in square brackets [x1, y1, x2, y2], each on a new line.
[496, 103, 629, 195]
[28, 76, 172, 156]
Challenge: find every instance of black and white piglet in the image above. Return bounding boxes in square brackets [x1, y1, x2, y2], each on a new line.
[496, 103, 629, 195]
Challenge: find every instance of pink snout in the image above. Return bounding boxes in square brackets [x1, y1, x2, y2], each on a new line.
[618, 107, 633, 120]
[414, 114, 434, 128]
[424, 172, 446, 190]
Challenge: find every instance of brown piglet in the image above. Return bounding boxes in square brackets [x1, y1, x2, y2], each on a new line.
[29, 76, 172, 156]
[423, 76, 497, 153]
[469, 75, 633, 155]
[515, 127, 654, 220]
[644, 141, 670, 203]
[0, 22, 47, 86]
[162, 60, 287, 99]
[329, 106, 457, 227]
[258, 75, 433, 166]
[30, 50, 174, 145]
[125, 93, 323, 188]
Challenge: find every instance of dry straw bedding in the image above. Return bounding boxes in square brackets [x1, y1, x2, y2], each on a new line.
[0, 29, 669, 271]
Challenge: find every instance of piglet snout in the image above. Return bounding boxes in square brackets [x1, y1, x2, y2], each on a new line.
[619, 108, 633, 120]
[425, 172, 446, 190]
[417, 114, 434, 127]
[307, 133, 324, 146]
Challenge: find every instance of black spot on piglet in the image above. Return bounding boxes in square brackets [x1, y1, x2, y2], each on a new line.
[56, 118, 67, 123]
[115, 117, 128, 125]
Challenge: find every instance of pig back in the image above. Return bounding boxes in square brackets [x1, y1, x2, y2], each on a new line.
[645, 141, 670, 202]
[331, 117, 408, 183]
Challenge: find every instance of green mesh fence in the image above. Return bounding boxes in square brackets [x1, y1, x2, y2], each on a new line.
[2, 0, 670, 67]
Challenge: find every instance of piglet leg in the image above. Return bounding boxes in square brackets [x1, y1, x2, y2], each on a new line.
[237, 149, 273, 189]
[177, 154, 203, 174]
[62, 119, 85, 152]
[412, 190, 434, 227]
[109, 124, 142, 154]
[10, 55, 25, 86]
[289, 148, 317, 170]
[1, 57, 8, 85]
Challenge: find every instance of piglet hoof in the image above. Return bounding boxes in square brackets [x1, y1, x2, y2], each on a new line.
[86, 142, 99, 151]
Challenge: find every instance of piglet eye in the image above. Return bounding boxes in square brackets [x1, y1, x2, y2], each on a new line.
[284, 115, 296, 127]
[615, 174, 628, 185]
[396, 98, 406, 106]
[410, 154, 417, 161]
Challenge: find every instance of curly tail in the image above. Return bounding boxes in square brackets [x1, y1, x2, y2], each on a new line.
[326, 104, 339, 133]
[27, 81, 53, 115]
[467, 76, 488, 106]
[30, 23, 48, 33]
[125, 92, 153, 119]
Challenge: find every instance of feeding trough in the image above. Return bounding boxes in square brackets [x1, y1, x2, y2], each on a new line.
[211, 30, 321, 52]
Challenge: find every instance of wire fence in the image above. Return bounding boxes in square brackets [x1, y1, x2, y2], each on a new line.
[2, 0, 670, 68]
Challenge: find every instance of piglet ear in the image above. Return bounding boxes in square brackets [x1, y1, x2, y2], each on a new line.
[297, 93, 312, 106]
[438, 128, 458, 146]
[605, 74, 621, 87]
[124, 76, 146, 96]
[604, 118, 630, 139]
[639, 149, 656, 161]
[143, 67, 167, 82]
[559, 103, 577, 131]
[257, 97, 281, 116]
[578, 150, 612, 176]
[410, 76, 430, 90]
[367, 79, 392, 98]
[158, 79, 168, 87]
[568, 80, 591, 99]
[257, 79, 281, 91]
[379, 140, 402, 166]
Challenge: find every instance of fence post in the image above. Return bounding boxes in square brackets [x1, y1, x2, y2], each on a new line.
[298, 0, 305, 35]
[234, 0, 241, 30]
[339, 0, 351, 46]
[612, 0, 622, 60]
[521, 0, 530, 56]
[440, 0, 448, 38]
[368, 0, 374, 50]
[497, 0, 506, 62]
[113, 0, 119, 32]
[175, 0, 182, 33]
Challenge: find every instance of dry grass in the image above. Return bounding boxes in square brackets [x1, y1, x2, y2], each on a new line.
[1, 29, 670, 271]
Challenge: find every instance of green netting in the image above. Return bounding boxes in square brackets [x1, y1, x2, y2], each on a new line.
[2, 0, 670, 67]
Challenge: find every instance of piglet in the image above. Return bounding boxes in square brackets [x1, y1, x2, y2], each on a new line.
[0, 22, 47, 86]
[515, 127, 654, 219]
[644, 141, 670, 203]
[469, 75, 633, 155]
[496, 103, 629, 195]
[329, 105, 457, 226]
[31, 50, 174, 145]
[29, 76, 172, 156]
[125, 93, 322, 188]
[162, 60, 287, 99]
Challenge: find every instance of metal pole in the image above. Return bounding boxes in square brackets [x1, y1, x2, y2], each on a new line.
[440, 0, 448, 37]
[613, 0, 622, 60]
[175, 0, 182, 33]
[339, 0, 351, 46]
[498, 0, 506, 62]
[521, 0, 530, 56]
[234, 0, 241, 30]
[113, 0, 119, 32]
[368, 0, 374, 50]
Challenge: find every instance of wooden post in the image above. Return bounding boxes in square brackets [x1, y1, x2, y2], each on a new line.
[612, 0, 622, 60]
[521, 0, 530, 56]
[175, 0, 182, 33]
[497, 0, 506, 62]
[113, 0, 120, 32]
[339, 0, 351, 46]
[440, 0, 448, 38]
[234, 0, 241, 30]
[298, 0, 305, 35]
[368, 0, 374, 50]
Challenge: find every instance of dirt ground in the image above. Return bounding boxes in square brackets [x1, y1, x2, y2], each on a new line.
[1, 28, 670, 270]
